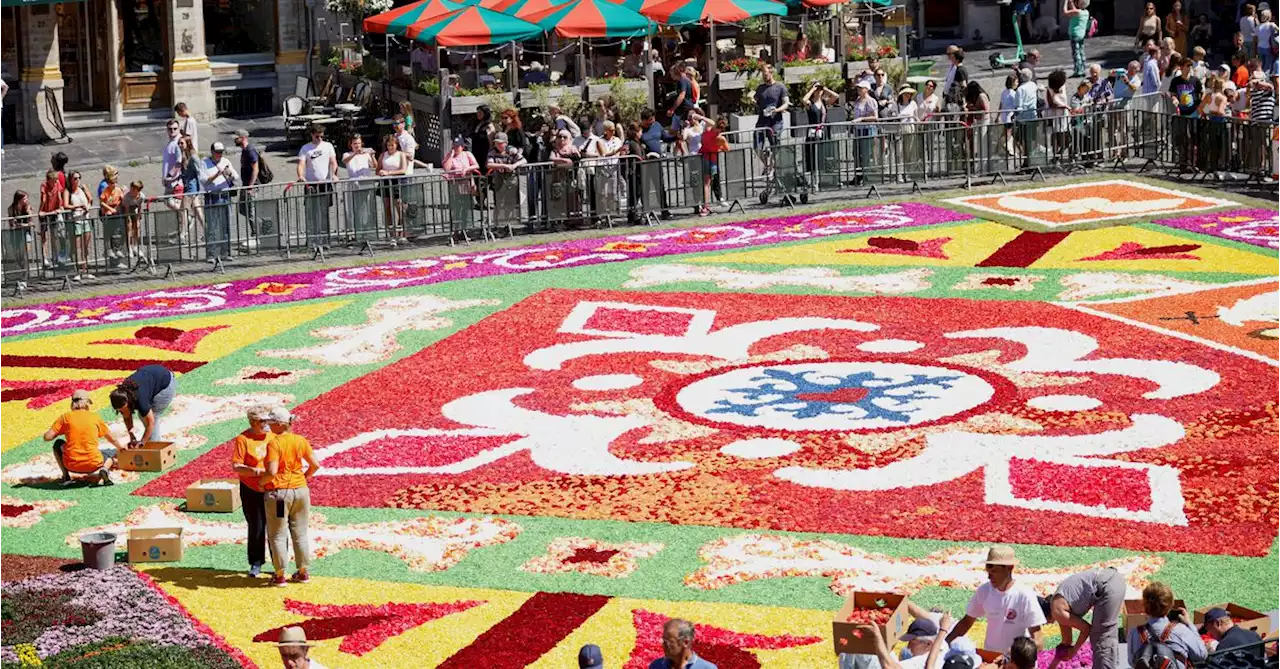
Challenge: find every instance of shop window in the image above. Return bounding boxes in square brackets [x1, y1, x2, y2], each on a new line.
[122, 0, 165, 73]
[204, 0, 275, 56]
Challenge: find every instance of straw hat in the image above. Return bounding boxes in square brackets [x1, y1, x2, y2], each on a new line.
[275, 627, 314, 647]
[984, 545, 1019, 567]
[897, 84, 918, 97]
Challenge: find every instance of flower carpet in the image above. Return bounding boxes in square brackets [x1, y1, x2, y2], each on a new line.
[1, 177, 1276, 668]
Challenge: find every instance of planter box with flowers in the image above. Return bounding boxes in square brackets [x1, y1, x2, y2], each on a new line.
[783, 60, 843, 84]
[449, 91, 513, 116]
[520, 84, 573, 109]
[717, 57, 764, 91]
[586, 77, 647, 101]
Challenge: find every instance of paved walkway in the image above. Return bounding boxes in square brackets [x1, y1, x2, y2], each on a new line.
[1, 116, 294, 198]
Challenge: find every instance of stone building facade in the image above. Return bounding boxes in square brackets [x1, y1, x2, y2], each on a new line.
[1, 0, 322, 143]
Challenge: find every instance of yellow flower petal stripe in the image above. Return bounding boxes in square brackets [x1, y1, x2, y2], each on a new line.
[1034, 226, 1280, 274]
[0, 300, 346, 451]
[141, 569, 529, 669]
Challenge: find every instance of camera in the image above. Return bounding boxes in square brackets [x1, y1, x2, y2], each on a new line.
[1168, 609, 1183, 622]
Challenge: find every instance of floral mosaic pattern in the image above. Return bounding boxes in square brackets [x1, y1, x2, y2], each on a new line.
[0, 204, 966, 337]
[1154, 208, 1280, 249]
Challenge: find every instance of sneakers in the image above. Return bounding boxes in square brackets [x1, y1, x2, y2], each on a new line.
[247, 564, 262, 578]
[97, 468, 113, 486]
[60, 476, 76, 488]
[291, 570, 310, 584]
[69, 274, 81, 282]
[83, 273, 96, 280]
[270, 572, 288, 587]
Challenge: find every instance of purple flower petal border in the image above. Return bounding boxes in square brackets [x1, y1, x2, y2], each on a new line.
[1153, 208, 1279, 251]
[1, 204, 968, 337]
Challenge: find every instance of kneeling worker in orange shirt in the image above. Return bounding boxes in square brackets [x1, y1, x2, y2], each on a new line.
[44, 389, 126, 486]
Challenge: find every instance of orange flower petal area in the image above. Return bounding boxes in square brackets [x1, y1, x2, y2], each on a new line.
[946, 180, 1236, 226]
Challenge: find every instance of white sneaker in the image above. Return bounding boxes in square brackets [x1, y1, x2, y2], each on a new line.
[206, 257, 217, 264]
[83, 273, 96, 280]
[69, 274, 81, 282]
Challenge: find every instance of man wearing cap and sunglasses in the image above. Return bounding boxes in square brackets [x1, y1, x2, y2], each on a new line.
[202, 141, 239, 263]
[44, 389, 127, 487]
[947, 546, 1045, 655]
[276, 626, 328, 669]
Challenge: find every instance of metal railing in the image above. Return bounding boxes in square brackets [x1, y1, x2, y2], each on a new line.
[4, 102, 1276, 292]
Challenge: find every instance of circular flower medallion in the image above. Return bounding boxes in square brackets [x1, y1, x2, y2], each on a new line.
[667, 360, 1010, 433]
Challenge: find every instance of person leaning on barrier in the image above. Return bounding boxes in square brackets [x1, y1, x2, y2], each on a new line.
[61, 171, 94, 282]
[1201, 608, 1264, 658]
[376, 135, 410, 245]
[295, 125, 337, 250]
[203, 141, 239, 261]
[233, 128, 262, 246]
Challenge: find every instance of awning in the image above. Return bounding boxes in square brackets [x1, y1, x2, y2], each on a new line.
[2, 0, 86, 7]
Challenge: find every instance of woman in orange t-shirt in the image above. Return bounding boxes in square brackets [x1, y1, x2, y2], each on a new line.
[43, 389, 125, 486]
[231, 407, 274, 578]
[262, 406, 321, 587]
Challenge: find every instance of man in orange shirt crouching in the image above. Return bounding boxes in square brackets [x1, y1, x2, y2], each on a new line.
[44, 389, 126, 486]
[261, 407, 321, 587]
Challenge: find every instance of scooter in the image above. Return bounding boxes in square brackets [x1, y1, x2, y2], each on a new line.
[989, 0, 1033, 69]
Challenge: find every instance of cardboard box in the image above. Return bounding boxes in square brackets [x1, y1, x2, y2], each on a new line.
[117, 442, 176, 472]
[978, 650, 1005, 664]
[127, 527, 183, 563]
[833, 591, 909, 656]
[1193, 603, 1271, 636]
[185, 478, 242, 513]
[1123, 599, 1187, 633]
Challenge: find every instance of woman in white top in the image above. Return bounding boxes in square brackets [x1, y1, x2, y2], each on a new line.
[61, 171, 95, 282]
[1045, 70, 1071, 159]
[678, 111, 709, 156]
[586, 120, 625, 216]
[914, 80, 941, 121]
[375, 134, 408, 244]
[343, 135, 376, 179]
[343, 135, 377, 242]
[999, 74, 1019, 124]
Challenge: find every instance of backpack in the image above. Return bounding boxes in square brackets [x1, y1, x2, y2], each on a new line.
[1087, 16, 1099, 38]
[1135, 622, 1186, 669]
[255, 146, 275, 184]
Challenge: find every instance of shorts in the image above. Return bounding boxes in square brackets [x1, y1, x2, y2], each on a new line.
[753, 125, 781, 149]
[376, 178, 405, 198]
[72, 217, 93, 236]
[53, 439, 105, 474]
[701, 154, 719, 175]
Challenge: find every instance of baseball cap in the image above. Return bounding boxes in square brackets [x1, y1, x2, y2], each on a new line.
[269, 406, 293, 424]
[232, 128, 250, 139]
[856, 80, 872, 89]
[944, 637, 982, 669]
[901, 617, 940, 642]
[210, 141, 226, 153]
[493, 132, 509, 143]
[578, 644, 604, 669]
[1199, 607, 1231, 634]
[71, 389, 93, 404]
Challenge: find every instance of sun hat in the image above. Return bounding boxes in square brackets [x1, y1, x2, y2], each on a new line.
[898, 84, 918, 97]
[275, 627, 314, 647]
[985, 545, 1019, 566]
[268, 407, 293, 424]
[71, 389, 93, 405]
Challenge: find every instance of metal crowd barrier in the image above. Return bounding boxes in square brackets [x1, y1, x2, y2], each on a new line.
[3, 101, 1276, 292]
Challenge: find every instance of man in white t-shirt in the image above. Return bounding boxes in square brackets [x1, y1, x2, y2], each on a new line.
[295, 124, 338, 248]
[392, 115, 417, 175]
[161, 119, 182, 187]
[946, 546, 1045, 654]
[201, 142, 239, 262]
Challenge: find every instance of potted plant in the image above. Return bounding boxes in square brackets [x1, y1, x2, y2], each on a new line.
[410, 78, 440, 114]
[729, 73, 764, 132]
[783, 57, 842, 84]
[450, 86, 510, 116]
[520, 81, 572, 109]
[718, 57, 761, 91]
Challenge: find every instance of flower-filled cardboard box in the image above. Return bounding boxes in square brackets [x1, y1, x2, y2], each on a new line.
[832, 591, 908, 655]
[185, 478, 242, 513]
[117, 442, 177, 473]
[1193, 603, 1271, 637]
[127, 527, 183, 563]
[1123, 599, 1187, 634]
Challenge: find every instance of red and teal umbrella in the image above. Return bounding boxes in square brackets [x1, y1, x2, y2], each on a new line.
[407, 5, 545, 46]
[519, 0, 652, 37]
[639, 0, 786, 24]
[363, 0, 470, 35]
